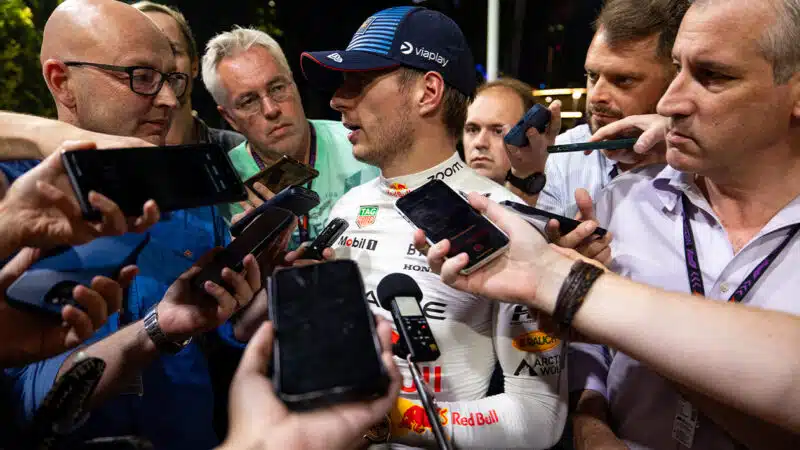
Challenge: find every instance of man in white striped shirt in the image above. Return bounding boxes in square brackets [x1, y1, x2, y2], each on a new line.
[536, 0, 687, 217]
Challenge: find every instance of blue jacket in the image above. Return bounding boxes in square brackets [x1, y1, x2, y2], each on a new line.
[1, 160, 239, 449]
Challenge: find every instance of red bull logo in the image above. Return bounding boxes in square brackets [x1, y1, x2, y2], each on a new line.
[387, 182, 410, 198]
[452, 409, 500, 427]
[399, 405, 449, 434]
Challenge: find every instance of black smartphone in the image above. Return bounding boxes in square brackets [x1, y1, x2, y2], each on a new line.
[244, 155, 319, 199]
[395, 179, 510, 275]
[504, 104, 552, 147]
[191, 207, 296, 292]
[230, 186, 320, 237]
[5, 234, 150, 319]
[62, 144, 247, 220]
[303, 217, 349, 260]
[547, 138, 638, 154]
[269, 260, 390, 410]
[500, 200, 608, 237]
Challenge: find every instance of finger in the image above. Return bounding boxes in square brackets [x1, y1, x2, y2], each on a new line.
[0, 247, 41, 289]
[72, 284, 108, 330]
[412, 229, 431, 256]
[466, 191, 531, 237]
[252, 182, 275, 201]
[321, 247, 336, 261]
[204, 280, 240, 319]
[221, 267, 254, 309]
[545, 219, 562, 242]
[426, 239, 450, 275]
[245, 189, 265, 208]
[589, 116, 638, 142]
[375, 317, 393, 354]
[131, 200, 160, 232]
[178, 265, 204, 281]
[88, 191, 127, 235]
[439, 253, 469, 286]
[236, 321, 274, 376]
[90, 275, 125, 316]
[546, 100, 562, 142]
[633, 124, 666, 154]
[61, 305, 95, 344]
[557, 221, 598, 250]
[573, 188, 595, 221]
[283, 248, 303, 265]
[242, 254, 262, 292]
[116, 265, 139, 291]
[238, 201, 254, 214]
[58, 140, 98, 152]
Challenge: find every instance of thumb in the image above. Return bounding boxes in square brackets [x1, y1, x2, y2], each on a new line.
[235, 321, 274, 376]
[574, 188, 596, 221]
[0, 247, 41, 290]
[546, 100, 562, 142]
[633, 124, 666, 154]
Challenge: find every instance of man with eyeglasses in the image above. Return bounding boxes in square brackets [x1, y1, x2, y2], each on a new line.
[2, 1, 269, 449]
[202, 27, 379, 249]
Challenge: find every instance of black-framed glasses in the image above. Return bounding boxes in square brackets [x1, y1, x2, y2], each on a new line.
[64, 61, 189, 98]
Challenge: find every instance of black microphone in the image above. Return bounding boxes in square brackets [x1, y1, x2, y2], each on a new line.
[377, 273, 440, 362]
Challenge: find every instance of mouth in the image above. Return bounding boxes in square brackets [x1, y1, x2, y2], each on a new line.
[142, 119, 168, 132]
[343, 122, 362, 144]
[469, 156, 492, 164]
[269, 123, 291, 137]
[666, 129, 693, 145]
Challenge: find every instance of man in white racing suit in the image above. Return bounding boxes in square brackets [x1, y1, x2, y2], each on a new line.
[301, 6, 568, 449]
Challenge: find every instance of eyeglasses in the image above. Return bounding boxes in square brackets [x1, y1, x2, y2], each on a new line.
[232, 79, 294, 116]
[64, 61, 189, 98]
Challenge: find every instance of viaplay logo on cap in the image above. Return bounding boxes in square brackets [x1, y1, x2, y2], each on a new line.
[399, 41, 449, 68]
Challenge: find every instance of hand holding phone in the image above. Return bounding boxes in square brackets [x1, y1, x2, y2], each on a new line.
[500, 201, 607, 237]
[268, 260, 390, 410]
[244, 155, 319, 201]
[230, 186, 320, 238]
[395, 179, 510, 275]
[302, 217, 349, 261]
[62, 144, 246, 220]
[504, 104, 552, 147]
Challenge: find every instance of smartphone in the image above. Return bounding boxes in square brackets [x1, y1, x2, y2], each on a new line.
[500, 201, 607, 237]
[5, 234, 150, 319]
[269, 260, 390, 410]
[230, 186, 320, 237]
[191, 207, 296, 292]
[504, 104, 552, 147]
[62, 144, 247, 220]
[244, 155, 319, 199]
[303, 217, 349, 260]
[395, 179, 510, 275]
[547, 138, 638, 154]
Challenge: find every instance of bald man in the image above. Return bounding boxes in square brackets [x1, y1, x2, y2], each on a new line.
[3, 2, 266, 449]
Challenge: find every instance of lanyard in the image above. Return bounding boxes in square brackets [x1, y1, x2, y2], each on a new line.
[681, 194, 799, 301]
[250, 122, 317, 243]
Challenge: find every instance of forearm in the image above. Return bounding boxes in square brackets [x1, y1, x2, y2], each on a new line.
[0, 201, 23, 260]
[57, 320, 159, 408]
[680, 387, 800, 450]
[572, 390, 627, 450]
[0, 111, 87, 159]
[528, 264, 800, 432]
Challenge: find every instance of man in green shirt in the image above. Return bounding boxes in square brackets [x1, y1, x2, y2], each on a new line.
[201, 27, 378, 249]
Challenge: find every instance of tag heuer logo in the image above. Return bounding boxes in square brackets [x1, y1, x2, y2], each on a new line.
[357, 205, 378, 228]
[327, 53, 343, 63]
[400, 41, 414, 55]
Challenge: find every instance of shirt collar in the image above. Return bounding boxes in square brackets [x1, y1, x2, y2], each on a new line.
[379, 153, 465, 198]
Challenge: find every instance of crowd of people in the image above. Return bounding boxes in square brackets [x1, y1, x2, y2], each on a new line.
[0, 0, 799, 448]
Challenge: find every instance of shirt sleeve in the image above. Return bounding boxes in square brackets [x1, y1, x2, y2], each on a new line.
[567, 343, 611, 399]
[537, 158, 568, 216]
[387, 302, 568, 449]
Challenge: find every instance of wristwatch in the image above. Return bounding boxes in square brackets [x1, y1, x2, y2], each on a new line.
[506, 170, 546, 195]
[144, 304, 192, 354]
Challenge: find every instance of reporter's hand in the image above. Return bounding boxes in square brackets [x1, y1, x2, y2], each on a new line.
[0, 141, 160, 254]
[284, 243, 336, 267]
[0, 247, 136, 367]
[219, 317, 401, 450]
[585, 114, 668, 166]
[241, 182, 275, 212]
[414, 192, 570, 306]
[545, 189, 613, 266]
[81, 132, 152, 151]
[504, 100, 562, 178]
[156, 252, 262, 342]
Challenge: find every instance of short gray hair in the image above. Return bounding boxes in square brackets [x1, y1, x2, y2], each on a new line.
[691, 0, 800, 83]
[201, 26, 292, 105]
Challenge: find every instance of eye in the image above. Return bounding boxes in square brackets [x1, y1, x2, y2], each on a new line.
[585, 71, 599, 83]
[237, 95, 257, 108]
[492, 127, 505, 136]
[269, 82, 288, 96]
[463, 125, 478, 135]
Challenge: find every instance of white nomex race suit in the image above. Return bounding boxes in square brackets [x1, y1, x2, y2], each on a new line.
[328, 153, 568, 449]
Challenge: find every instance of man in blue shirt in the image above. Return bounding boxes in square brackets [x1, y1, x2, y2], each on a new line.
[1, 1, 269, 448]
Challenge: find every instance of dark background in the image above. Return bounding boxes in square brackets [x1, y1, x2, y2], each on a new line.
[6, 0, 603, 125]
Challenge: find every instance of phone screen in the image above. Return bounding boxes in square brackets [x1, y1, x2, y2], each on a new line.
[272, 261, 385, 399]
[63, 144, 246, 217]
[245, 157, 319, 194]
[396, 179, 509, 271]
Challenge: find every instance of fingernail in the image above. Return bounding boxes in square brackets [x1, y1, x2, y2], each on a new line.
[205, 281, 217, 291]
[582, 222, 596, 232]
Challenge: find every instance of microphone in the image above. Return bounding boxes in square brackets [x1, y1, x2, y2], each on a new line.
[376, 273, 440, 362]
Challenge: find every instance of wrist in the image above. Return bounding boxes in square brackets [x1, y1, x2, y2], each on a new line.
[530, 250, 573, 313]
[146, 303, 192, 354]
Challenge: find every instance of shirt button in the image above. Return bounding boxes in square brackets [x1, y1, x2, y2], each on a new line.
[720, 283, 729, 293]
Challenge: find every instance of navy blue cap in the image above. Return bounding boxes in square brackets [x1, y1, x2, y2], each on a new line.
[301, 6, 476, 96]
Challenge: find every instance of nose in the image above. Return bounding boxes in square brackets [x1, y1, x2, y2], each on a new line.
[473, 129, 491, 150]
[261, 95, 281, 120]
[589, 76, 612, 106]
[330, 87, 353, 113]
[657, 68, 694, 119]
[154, 81, 179, 110]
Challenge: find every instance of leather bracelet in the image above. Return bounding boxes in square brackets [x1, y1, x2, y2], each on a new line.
[553, 261, 604, 331]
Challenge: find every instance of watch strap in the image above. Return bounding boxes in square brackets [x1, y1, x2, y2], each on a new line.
[506, 170, 546, 195]
[144, 304, 191, 354]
